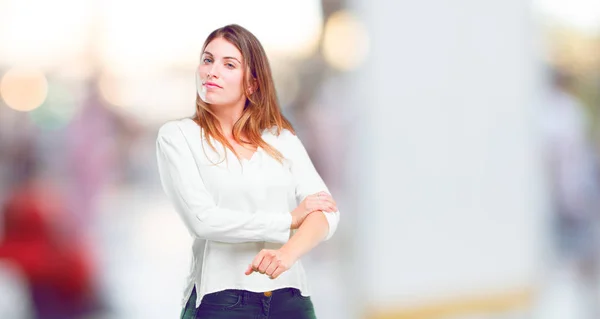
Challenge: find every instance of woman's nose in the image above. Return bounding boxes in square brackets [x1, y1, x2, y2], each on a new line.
[207, 64, 219, 78]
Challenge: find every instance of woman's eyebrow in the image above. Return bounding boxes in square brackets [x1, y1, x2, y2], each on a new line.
[223, 57, 241, 64]
[202, 51, 241, 63]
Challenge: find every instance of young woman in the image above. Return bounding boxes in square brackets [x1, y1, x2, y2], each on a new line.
[156, 24, 340, 319]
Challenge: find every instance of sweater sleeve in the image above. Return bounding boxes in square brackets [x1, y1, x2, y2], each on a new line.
[286, 132, 340, 241]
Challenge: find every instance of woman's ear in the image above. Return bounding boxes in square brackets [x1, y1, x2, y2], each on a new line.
[247, 78, 258, 95]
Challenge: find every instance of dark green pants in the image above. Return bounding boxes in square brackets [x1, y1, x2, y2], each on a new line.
[180, 286, 317, 319]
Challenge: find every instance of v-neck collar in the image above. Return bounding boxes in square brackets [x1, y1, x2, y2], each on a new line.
[239, 146, 261, 162]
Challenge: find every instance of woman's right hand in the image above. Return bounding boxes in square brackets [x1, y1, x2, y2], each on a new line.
[290, 191, 337, 229]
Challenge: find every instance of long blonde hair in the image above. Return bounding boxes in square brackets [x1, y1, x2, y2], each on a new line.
[192, 24, 294, 163]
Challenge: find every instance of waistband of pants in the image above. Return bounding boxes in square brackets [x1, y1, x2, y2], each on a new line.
[218, 287, 301, 303]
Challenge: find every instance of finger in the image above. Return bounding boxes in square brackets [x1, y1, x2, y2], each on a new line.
[330, 197, 337, 207]
[258, 255, 273, 274]
[265, 259, 279, 277]
[318, 191, 333, 200]
[245, 264, 254, 276]
[325, 196, 338, 210]
[318, 200, 336, 212]
[310, 205, 331, 213]
[251, 251, 267, 271]
[320, 205, 335, 213]
[321, 198, 337, 209]
[270, 265, 286, 279]
[316, 193, 335, 205]
[311, 192, 330, 202]
[309, 198, 333, 209]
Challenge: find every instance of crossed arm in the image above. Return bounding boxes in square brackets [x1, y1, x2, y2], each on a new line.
[156, 123, 340, 278]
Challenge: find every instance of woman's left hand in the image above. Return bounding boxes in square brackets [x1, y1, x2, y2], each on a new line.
[244, 249, 298, 279]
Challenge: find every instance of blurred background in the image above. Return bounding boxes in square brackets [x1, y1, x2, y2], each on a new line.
[0, 0, 600, 318]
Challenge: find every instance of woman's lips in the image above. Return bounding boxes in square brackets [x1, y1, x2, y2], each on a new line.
[203, 82, 222, 89]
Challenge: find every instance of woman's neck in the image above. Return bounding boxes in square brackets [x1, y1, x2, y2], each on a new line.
[209, 102, 244, 139]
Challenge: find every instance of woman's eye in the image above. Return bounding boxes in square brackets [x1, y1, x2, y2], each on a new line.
[226, 63, 235, 69]
[203, 58, 213, 64]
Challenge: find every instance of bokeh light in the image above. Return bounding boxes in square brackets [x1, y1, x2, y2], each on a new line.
[29, 81, 80, 130]
[322, 10, 369, 71]
[0, 67, 48, 112]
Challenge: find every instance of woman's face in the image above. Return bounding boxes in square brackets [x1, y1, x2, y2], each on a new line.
[197, 37, 246, 107]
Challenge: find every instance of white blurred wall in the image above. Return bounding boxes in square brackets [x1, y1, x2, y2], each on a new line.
[344, 0, 549, 316]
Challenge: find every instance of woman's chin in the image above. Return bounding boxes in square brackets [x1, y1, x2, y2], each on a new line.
[200, 93, 217, 104]
[204, 91, 231, 103]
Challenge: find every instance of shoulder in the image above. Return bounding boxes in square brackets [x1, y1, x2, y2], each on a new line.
[157, 118, 199, 142]
[157, 121, 181, 140]
[262, 127, 308, 157]
[262, 127, 302, 150]
[262, 127, 298, 142]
